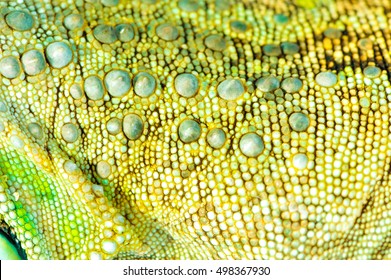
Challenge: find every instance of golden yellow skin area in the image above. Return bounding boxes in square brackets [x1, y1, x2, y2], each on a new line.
[0, 0, 390, 259]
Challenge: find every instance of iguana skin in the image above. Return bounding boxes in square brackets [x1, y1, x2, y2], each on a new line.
[0, 0, 390, 260]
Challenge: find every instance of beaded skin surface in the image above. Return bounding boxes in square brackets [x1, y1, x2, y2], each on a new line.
[0, 0, 390, 259]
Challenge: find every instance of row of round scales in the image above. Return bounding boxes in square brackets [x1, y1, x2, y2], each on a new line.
[92, 22, 303, 55]
[57, 110, 310, 160]
[0, 42, 381, 98]
[3, 9, 354, 59]
[56, 111, 311, 178]
[0, 41, 72, 79]
[2, 9, 382, 82]
[2, 9, 248, 52]
[0, 44, 380, 99]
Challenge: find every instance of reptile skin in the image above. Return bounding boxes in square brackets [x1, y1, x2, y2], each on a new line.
[0, 0, 390, 260]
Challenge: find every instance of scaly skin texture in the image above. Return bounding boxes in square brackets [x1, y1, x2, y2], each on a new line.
[0, 0, 390, 260]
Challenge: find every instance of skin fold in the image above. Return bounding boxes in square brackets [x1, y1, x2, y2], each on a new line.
[0, 0, 390, 259]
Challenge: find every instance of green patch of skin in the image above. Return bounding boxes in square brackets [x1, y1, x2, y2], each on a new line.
[0, 233, 22, 260]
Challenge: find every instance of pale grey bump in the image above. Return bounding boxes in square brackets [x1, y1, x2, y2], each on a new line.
[70, 84, 83, 100]
[0, 56, 21, 79]
[93, 24, 118, 44]
[263, 44, 282, 57]
[105, 70, 131, 98]
[363, 66, 381, 79]
[28, 122, 44, 140]
[217, 78, 245, 100]
[281, 77, 303, 93]
[64, 14, 84, 30]
[230, 20, 249, 33]
[45, 42, 73, 69]
[134, 72, 156, 98]
[84, 75, 105, 100]
[315, 71, 338, 87]
[107, 117, 122, 135]
[21, 50, 46, 76]
[64, 160, 80, 174]
[115, 24, 135, 42]
[5, 10, 34, 31]
[239, 133, 264, 157]
[123, 113, 143, 140]
[61, 123, 79, 143]
[289, 112, 310, 132]
[179, 119, 201, 143]
[96, 160, 112, 178]
[204, 34, 227, 52]
[156, 23, 179, 41]
[256, 76, 280, 92]
[281, 42, 300, 55]
[292, 153, 309, 170]
[206, 128, 226, 149]
[174, 73, 199, 98]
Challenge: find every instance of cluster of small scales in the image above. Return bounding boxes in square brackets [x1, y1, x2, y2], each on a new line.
[0, 0, 390, 259]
